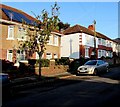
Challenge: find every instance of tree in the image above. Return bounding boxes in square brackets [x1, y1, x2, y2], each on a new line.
[58, 21, 70, 31]
[21, 2, 60, 78]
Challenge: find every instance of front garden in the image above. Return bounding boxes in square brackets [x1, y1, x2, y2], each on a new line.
[1, 56, 120, 79]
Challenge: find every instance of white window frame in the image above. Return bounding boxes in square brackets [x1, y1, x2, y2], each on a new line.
[7, 50, 13, 62]
[48, 35, 53, 45]
[7, 26, 14, 40]
[53, 53, 58, 59]
[98, 38, 101, 45]
[53, 35, 58, 46]
[46, 52, 52, 59]
[17, 50, 25, 61]
[17, 26, 27, 41]
[98, 50, 102, 58]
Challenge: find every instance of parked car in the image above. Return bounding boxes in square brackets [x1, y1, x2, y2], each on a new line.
[0, 73, 10, 85]
[0, 73, 11, 98]
[76, 60, 109, 75]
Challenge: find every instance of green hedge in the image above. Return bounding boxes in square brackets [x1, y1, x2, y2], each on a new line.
[55, 57, 70, 65]
[36, 59, 50, 67]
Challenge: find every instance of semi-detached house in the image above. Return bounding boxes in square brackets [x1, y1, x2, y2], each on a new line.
[61, 24, 119, 59]
[0, 4, 119, 63]
[0, 4, 62, 63]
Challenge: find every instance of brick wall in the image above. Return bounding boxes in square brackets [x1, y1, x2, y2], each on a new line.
[35, 65, 69, 76]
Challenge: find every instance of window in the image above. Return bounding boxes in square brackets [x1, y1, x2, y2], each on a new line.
[98, 38, 101, 45]
[17, 26, 26, 40]
[53, 35, 58, 46]
[48, 35, 53, 45]
[7, 50, 13, 62]
[36, 52, 39, 59]
[46, 52, 52, 59]
[7, 26, 14, 40]
[110, 42, 112, 47]
[17, 50, 25, 61]
[86, 35, 90, 45]
[102, 50, 106, 57]
[85, 47, 89, 57]
[98, 50, 102, 58]
[36, 52, 44, 59]
[54, 54, 58, 59]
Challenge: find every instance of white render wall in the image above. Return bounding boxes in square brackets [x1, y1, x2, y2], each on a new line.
[61, 33, 80, 59]
[82, 33, 98, 48]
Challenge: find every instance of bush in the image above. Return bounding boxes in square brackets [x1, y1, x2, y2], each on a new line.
[36, 59, 50, 67]
[1, 59, 16, 71]
[55, 57, 70, 65]
[28, 59, 36, 65]
[69, 58, 89, 73]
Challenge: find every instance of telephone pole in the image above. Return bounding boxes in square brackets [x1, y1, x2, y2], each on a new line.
[93, 20, 97, 59]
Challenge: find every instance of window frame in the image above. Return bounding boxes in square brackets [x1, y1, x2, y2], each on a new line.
[7, 26, 14, 40]
[7, 50, 13, 62]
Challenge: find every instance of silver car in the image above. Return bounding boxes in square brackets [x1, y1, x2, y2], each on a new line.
[76, 60, 109, 75]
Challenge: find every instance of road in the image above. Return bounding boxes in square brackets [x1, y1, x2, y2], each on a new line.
[2, 66, 120, 107]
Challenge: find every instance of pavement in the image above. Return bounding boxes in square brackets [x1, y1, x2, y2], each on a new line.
[10, 71, 73, 92]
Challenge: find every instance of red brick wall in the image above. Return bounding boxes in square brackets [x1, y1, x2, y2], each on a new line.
[80, 45, 85, 57]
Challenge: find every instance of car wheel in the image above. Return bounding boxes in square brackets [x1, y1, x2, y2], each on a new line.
[93, 69, 98, 76]
[76, 73, 79, 76]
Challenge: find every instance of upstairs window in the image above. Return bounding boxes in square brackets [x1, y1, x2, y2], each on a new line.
[98, 38, 101, 45]
[102, 39, 106, 46]
[17, 27, 26, 40]
[7, 26, 14, 40]
[48, 35, 53, 45]
[53, 35, 58, 46]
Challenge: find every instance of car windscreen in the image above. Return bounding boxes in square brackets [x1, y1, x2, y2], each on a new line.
[85, 61, 97, 65]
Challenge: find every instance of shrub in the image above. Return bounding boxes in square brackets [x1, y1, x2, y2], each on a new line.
[2, 59, 16, 71]
[36, 59, 50, 67]
[28, 59, 36, 65]
[55, 57, 70, 65]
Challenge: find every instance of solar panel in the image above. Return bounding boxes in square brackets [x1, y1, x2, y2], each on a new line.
[2, 8, 34, 25]
[2, 8, 21, 22]
[18, 13, 31, 24]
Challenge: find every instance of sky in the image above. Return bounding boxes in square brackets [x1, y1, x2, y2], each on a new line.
[1, 1, 119, 39]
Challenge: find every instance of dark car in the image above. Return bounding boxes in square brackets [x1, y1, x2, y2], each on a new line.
[0, 73, 11, 99]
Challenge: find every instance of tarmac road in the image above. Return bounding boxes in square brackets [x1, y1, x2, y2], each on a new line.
[2, 66, 120, 107]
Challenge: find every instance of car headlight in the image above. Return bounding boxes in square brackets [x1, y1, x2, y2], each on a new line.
[88, 67, 95, 72]
[77, 67, 82, 71]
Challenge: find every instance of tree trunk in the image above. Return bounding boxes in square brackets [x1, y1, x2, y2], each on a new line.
[38, 49, 43, 79]
[38, 55, 42, 78]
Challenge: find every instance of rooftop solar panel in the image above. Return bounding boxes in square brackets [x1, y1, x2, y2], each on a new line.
[2, 8, 34, 25]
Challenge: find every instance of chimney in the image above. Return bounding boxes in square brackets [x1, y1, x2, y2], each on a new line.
[88, 25, 94, 31]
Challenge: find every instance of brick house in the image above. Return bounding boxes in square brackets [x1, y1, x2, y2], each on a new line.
[0, 4, 62, 63]
[61, 24, 119, 59]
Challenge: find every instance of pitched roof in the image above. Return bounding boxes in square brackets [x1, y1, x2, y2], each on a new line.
[63, 24, 94, 36]
[63, 24, 118, 43]
[0, 4, 36, 24]
[0, 4, 62, 35]
[113, 38, 120, 44]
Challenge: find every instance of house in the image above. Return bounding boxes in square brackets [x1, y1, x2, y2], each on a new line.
[1, 4, 119, 63]
[0, 4, 62, 63]
[113, 38, 120, 57]
[61, 24, 119, 59]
